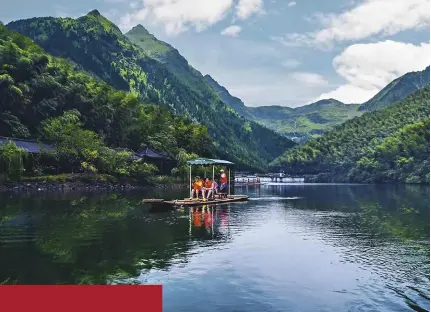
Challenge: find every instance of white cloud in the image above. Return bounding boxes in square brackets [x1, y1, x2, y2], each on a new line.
[317, 40, 430, 103]
[236, 0, 265, 20]
[287, 2, 296, 7]
[221, 25, 242, 37]
[290, 72, 328, 86]
[281, 59, 301, 68]
[119, 0, 234, 35]
[275, 0, 430, 48]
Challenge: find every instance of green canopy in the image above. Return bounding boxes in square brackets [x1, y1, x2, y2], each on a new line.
[186, 158, 234, 166]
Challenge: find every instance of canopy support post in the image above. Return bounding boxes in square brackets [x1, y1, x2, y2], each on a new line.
[189, 165, 192, 198]
[212, 166, 215, 181]
[228, 168, 231, 196]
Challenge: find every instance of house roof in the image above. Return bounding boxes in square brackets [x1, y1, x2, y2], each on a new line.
[0, 136, 54, 153]
[136, 147, 169, 159]
[186, 158, 234, 166]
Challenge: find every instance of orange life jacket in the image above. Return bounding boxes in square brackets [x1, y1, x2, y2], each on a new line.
[193, 180, 203, 190]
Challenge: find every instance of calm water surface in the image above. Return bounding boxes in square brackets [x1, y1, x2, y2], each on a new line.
[0, 184, 429, 312]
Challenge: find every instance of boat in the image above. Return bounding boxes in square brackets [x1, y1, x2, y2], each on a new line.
[143, 195, 248, 207]
[142, 158, 248, 207]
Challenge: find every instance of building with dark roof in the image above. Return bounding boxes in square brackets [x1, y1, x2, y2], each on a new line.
[135, 147, 169, 160]
[0, 136, 54, 153]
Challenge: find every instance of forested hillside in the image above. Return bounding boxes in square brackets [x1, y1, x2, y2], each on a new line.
[270, 86, 430, 183]
[0, 23, 212, 179]
[7, 11, 295, 170]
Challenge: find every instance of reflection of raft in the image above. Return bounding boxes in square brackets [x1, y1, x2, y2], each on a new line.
[142, 195, 248, 206]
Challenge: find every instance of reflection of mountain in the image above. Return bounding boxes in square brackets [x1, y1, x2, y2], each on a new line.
[0, 194, 236, 284]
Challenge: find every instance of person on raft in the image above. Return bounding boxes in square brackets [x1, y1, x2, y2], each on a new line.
[190, 176, 203, 200]
[202, 178, 214, 200]
[219, 169, 228, 193]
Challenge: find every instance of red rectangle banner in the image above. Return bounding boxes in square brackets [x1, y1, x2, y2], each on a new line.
[0, 285, 162, 312]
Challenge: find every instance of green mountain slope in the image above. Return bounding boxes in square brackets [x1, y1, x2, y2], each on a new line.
[126, 25, 212, 99]
[359, 66, 430, 112]
[250, 99, 363, 142]
[7, 10, 295, 171]
[0, 23, 210, 161]
[270, 86, 430, 183]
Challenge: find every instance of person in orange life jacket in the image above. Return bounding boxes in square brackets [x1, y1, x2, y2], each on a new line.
[219, 169, 228, 192]
[202, 178, 214, 200]
[190, 176, 203, 199]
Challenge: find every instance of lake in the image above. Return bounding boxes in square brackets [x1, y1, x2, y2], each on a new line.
[0, 184, 429, 312]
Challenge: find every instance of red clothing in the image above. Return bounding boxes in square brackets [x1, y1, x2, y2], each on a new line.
[193, 211, 202, 227]
[220, 173, 228, 183]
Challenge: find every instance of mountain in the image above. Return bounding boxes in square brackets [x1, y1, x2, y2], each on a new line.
[7, 11, 296, 171]
[125, 24, 211, 99]
[203, 75, 255, 120]
[202, 74, 363, 142]
[206, 67, 430, 143]
[270, 86, 430, 183]
[0, 23, 211, 172]
[359, 66, 430, 112]
[250, 99, 363, 142]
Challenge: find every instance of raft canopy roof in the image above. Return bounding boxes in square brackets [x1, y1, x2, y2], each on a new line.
[186, 158, 234, 166]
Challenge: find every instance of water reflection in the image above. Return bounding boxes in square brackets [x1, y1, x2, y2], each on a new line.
[0, 185, 429, 312]
[187, 205, 232, 241]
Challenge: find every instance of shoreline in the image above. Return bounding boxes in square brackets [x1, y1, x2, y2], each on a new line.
[0, 180, 188, 193]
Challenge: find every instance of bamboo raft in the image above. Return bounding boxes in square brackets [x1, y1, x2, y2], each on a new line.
[142, 195, 248, 206]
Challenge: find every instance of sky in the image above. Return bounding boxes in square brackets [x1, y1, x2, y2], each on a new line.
[1, 0, 430, 107]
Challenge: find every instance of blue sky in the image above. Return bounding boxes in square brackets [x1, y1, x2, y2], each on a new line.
[2, 0, 429, 107]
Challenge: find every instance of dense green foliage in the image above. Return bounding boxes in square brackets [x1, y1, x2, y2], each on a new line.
[7, 11, 295, 170]
[0, 24, 215, 179]
[270, 86, 430, 183]
[359, 66, 430, 112]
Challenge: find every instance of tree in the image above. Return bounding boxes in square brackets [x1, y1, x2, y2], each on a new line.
[0, 141, 27, 180]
